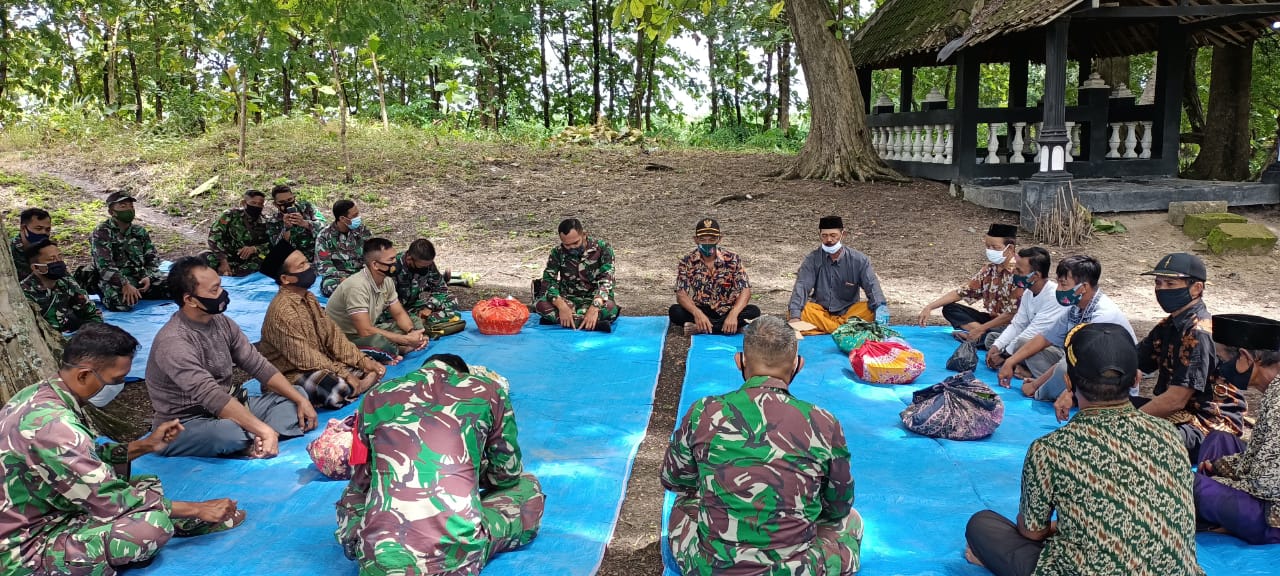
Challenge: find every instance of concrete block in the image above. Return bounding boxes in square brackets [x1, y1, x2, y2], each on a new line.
[1168, 200, 1228, 226]
[1207, 223, 1278, 255]
[1184, 213, 1247, 239]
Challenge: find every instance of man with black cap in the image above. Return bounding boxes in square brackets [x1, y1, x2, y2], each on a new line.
[917, 223, 1022, 347]
[89, 190, 169, 311]
[1129, 252, 1244, 462]
[966, 323, 1203, 576]
[258, 240, 386, 410]
[669, 218, 760, 335]
[787, 215, 889, 334]
[1194, 313, 1280, 545]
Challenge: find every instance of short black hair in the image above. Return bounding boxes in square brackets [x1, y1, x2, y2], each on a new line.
[362, 237, 394, 263]
[425, 353, 469, 373]
[1018, 246, 1051, 278]
[62, 323, 139, 370]
[1056, 255, 1101, 287]
[168, 256, 209, 306]
[333, 199, 355, 219]
[23, 239, 56, 261]
[20, 207, 51, 225]
[271, 184, 293, 198]
[1220, 345, 1280, 369]
[406, 238, 436, 261]
[558, 218, 584, 235]
[244, 189, 266, 200]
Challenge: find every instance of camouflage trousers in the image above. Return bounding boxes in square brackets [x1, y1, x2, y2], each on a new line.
[24, 476, 174, 576]
[668, 495, 863, 576]
[348, 315, 425, 364]
[200, 250, 262, 277]
[532, 292, 620, 323]
[99, 275, 169, 312]
[410, 292, 462, 324]
[358, 473, 546, 576]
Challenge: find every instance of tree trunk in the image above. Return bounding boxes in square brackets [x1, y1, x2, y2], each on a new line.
[330, 45, 353, 183]
[370, 47, 389, 129]
[1183, 48, 1206, 142]
[237, 65, 248, 166]
[1186, 42, 1254, 181]
[606, 5, 616, 120]
[732, 28, 742, 126]
[0, 9, 11, 106]
[644, 41, 657, 130]
[430, 66, 442, 112]
[125, 24, 142, 123]
[538, 0, 552, 128]
[777, 40, 791, 134]
[590, 0, 602, 122]
[65, 25, 83, 97]
[150, 16, 164, 121]
[762, 48, 774, 131]
[103, 18, 119, 109]
[561, 11, 574, 126]
[627, 28, 647, 128]
[708, 27, 718, 132]
[0, 220, 64, 404]
[779, 0, 902, 182]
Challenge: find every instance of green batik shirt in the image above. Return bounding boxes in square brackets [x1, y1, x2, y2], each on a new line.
[19, 274, 103, 332]
[266, 199, 325, 261]
[314, 224, 371, 280]
[335, 360, 524, 574]
[540, 237, 616, 305]
[89, 219, 160, 289]
[660, 375, 854, 575]
[207, 207, 269, 265]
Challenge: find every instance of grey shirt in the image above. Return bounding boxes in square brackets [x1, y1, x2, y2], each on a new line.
[145, 311, 281, 426]
[788, 246, 886, 319]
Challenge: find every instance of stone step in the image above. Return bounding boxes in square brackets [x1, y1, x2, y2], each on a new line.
[1183, 212, 1248, 239]
[1206, 223, 1278, 255]
[1167, 200, 1228, 226]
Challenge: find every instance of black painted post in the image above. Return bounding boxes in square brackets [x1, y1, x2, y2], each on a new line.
[1263, 123, 1280, 184]
[1009, 59, 1029, 108]
[954, 53, 980, 182]
[1154, 22, 1187, 176]
[1021, 18, 1074, 233]
[857, 66, 873, 115]
[899, 66, 915, 113]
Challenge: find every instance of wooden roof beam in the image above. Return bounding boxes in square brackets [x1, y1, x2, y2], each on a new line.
[1074, 4, 1280, 19]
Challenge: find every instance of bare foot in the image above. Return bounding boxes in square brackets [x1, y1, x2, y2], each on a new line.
[1013, 365, 1033, 380]
[964, 545, 984, 567]
[683, 322, 703, 336]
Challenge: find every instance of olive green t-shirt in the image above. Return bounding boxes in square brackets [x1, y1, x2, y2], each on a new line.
[325, 268, 398, 339]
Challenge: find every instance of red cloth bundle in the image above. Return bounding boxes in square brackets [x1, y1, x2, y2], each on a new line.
[473, 297, 530, 335]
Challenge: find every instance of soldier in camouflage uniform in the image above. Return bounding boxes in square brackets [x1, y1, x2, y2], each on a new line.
[388, 238, 464, 334]
[532, 218, 619, 332]
[0, 324, 245, 576]
[10, 207, 52, 280]
[315, 199, 372, 297]
[265, 184, 325, 262]
[20, 240, 102, 333]
[203, 189, 270, 277]
[89, 191, 169, 312]
[335, 354, 544, 575]
[662, 315, 862, 576]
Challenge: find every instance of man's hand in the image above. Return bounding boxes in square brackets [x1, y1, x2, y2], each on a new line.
[581, 306, 601, 331]
[283, 213, 303, 227]
[296, 401, 318, 432]
[249, 429, 280, 459]
[1054, 388, 1074, 422]
[139, 277, 152, 292]
[191, 498, 239, 524]
[997, 363, 1015, 388]
[218, 260, 232, 276]
[397, 329, 428, 351]
[351, 371, 380, 397]
[148, 419, 185, 454]
[1199, 460, 1215, 476]
[693, 310, 715, 334]
[916, 306, 933, 327]
[237, 246, 258, 260]
[557, 300, 576, 329]
[722, 311, 740, 335]
[986, 349, 1006, 370]
[122, 283, 142, 306]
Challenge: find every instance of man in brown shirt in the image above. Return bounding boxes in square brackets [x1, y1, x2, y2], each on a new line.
[258, 241, 385, 410]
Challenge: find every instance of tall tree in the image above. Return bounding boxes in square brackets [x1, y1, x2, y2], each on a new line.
[1186, 42, 1255, 181]
[0, 221, 63, 403]
[590, 0, 603, 121]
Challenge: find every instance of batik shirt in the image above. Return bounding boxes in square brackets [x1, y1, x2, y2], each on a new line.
[956, 262, 1021, 317]
[10, 235, 31, 278]
[1020, 403, 1204, 576]
[674, 248, 750, 316]
[335, 361, 525, 574]
[19, 274, 103, 333]
[1138, 299, 1244, 436]
[392, 253, 453, 313]
[540, 237, 616, 305]
[660, 376, 853, 575]
[265, 199, 324, 261]
[207, 207, 269, 266]
[1211, 374, 1280, 528]
[314, 223, 371, 281]
[90, 219, 160, 289]
[0, 379, 173, 573]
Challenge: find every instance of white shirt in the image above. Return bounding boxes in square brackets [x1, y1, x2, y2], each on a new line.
[992, 280, 1069, 352]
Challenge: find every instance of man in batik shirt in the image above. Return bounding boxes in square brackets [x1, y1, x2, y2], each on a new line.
[204, 189, 270, 276]
[917, 223, 1021, 348]
[0, 324, 244, 576]
[315, 199, 372, 297]
[669, 218, 760, 335]
[532, 218, 619, 332]
[335, 354, 544, 575]
[389, 238, 465, 336]
[89, 191, 169, 311]
[662, 315, 862, 576]
[20, 240, 102, 332]
[265, 184, 324, 262]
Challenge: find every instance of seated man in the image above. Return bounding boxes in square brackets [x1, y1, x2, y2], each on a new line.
[20, 240, 103, 332]
[326, 237, 428, 363]
[0, 324, 245, 576]
[996, 255, 1135, 404]
[1131, 253, 1244, 461]
[389, 238, 465, 335]
[336, 353, 544, 575]
[669, 218, 761, 336]
[265, 184, 324, 262]
[788, 215, 889, 335]
[145, 257, 317, 458]
[663, 315, 862, 575]
[315, 199, 371, 297]
[1195, 313, 1280, 545]
[203, 189, 269, 276]
[11, 207, 52, 278]
[965, 323, 1204, 576]
[985, 247, 1067, 375]
[258, 240, 386, 410]
[532, 218, 619, 332]
[90, 191, 169, 311]
[917, 223, 1021, 348]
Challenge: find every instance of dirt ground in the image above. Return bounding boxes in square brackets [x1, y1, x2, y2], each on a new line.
[3, 144, 1279, 575]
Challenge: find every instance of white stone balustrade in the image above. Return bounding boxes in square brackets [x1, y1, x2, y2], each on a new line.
[1104, 121, 1153, 159]
[871, 124, 954, 164]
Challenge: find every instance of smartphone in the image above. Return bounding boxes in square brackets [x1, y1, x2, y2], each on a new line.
[285, 206, 299, 214]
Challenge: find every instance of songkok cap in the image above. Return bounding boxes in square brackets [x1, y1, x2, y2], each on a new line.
[105, 190, 137, 206]
[1064, 323, 1138, 383]
[259, 239, 296, 281]
[987, 223, 1018, 238]
[695, 218, 722, 237]
[1212, 314, 1280, 351]
[1140, 252, 1207, 282]
[819, 215, 844, 230]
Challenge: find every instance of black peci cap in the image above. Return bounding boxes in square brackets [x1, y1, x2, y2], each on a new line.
[1213, 314, 1280, 351]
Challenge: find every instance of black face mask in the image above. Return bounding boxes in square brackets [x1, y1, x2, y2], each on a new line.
[193, 290, 230, 315]
[40, 261, 69, 280]
[377, 261, 399, 276]
[1155, 287, 1195, 314]
[245, 206, 264, 219]
[564, 245, 584, 258]
[289, 268, 317, 290]
[1219, 353, 1254, 390]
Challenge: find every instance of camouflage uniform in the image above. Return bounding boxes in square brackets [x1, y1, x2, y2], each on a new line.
[662, 375, 862, 576]
[89, 220, 168, 312]
[10, 235, 31, 278]
[533, 237, 620, 323]
[335, 361, 544, 575]
[19, 274, 103, 333]
[315, 223, 372, 297]
[204, 207, 269, 276]
[0, 378, 175, 575]
[390, 252, 460, 323]
[265, 200, 325, 262]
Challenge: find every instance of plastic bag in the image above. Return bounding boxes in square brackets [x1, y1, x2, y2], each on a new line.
[307, 415, 357, 479]
[473, 297, 530, 335]
[946, 340, 979, 372]
[850, 340, 926, 384]
[832, 318, 901, 354]
[900, 371, 1004, 440]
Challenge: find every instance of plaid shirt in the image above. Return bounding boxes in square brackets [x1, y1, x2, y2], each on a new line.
[673, 248, 750, 316]
[956, 262, 1021, 317]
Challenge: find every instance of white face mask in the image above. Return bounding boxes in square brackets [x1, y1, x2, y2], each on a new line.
[821, 242, 843, 255]
[985, 248, 1008, 265]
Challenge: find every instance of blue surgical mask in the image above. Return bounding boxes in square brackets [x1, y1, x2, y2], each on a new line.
[349, 216, 363, 229]
[1055, 284, 1083, 307]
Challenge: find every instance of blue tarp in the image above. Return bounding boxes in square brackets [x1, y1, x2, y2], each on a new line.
[662, 326, 1280, 575]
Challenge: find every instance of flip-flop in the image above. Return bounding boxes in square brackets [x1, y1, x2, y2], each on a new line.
[173, 509, 247, 537]
[951, 330, 969, 342]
